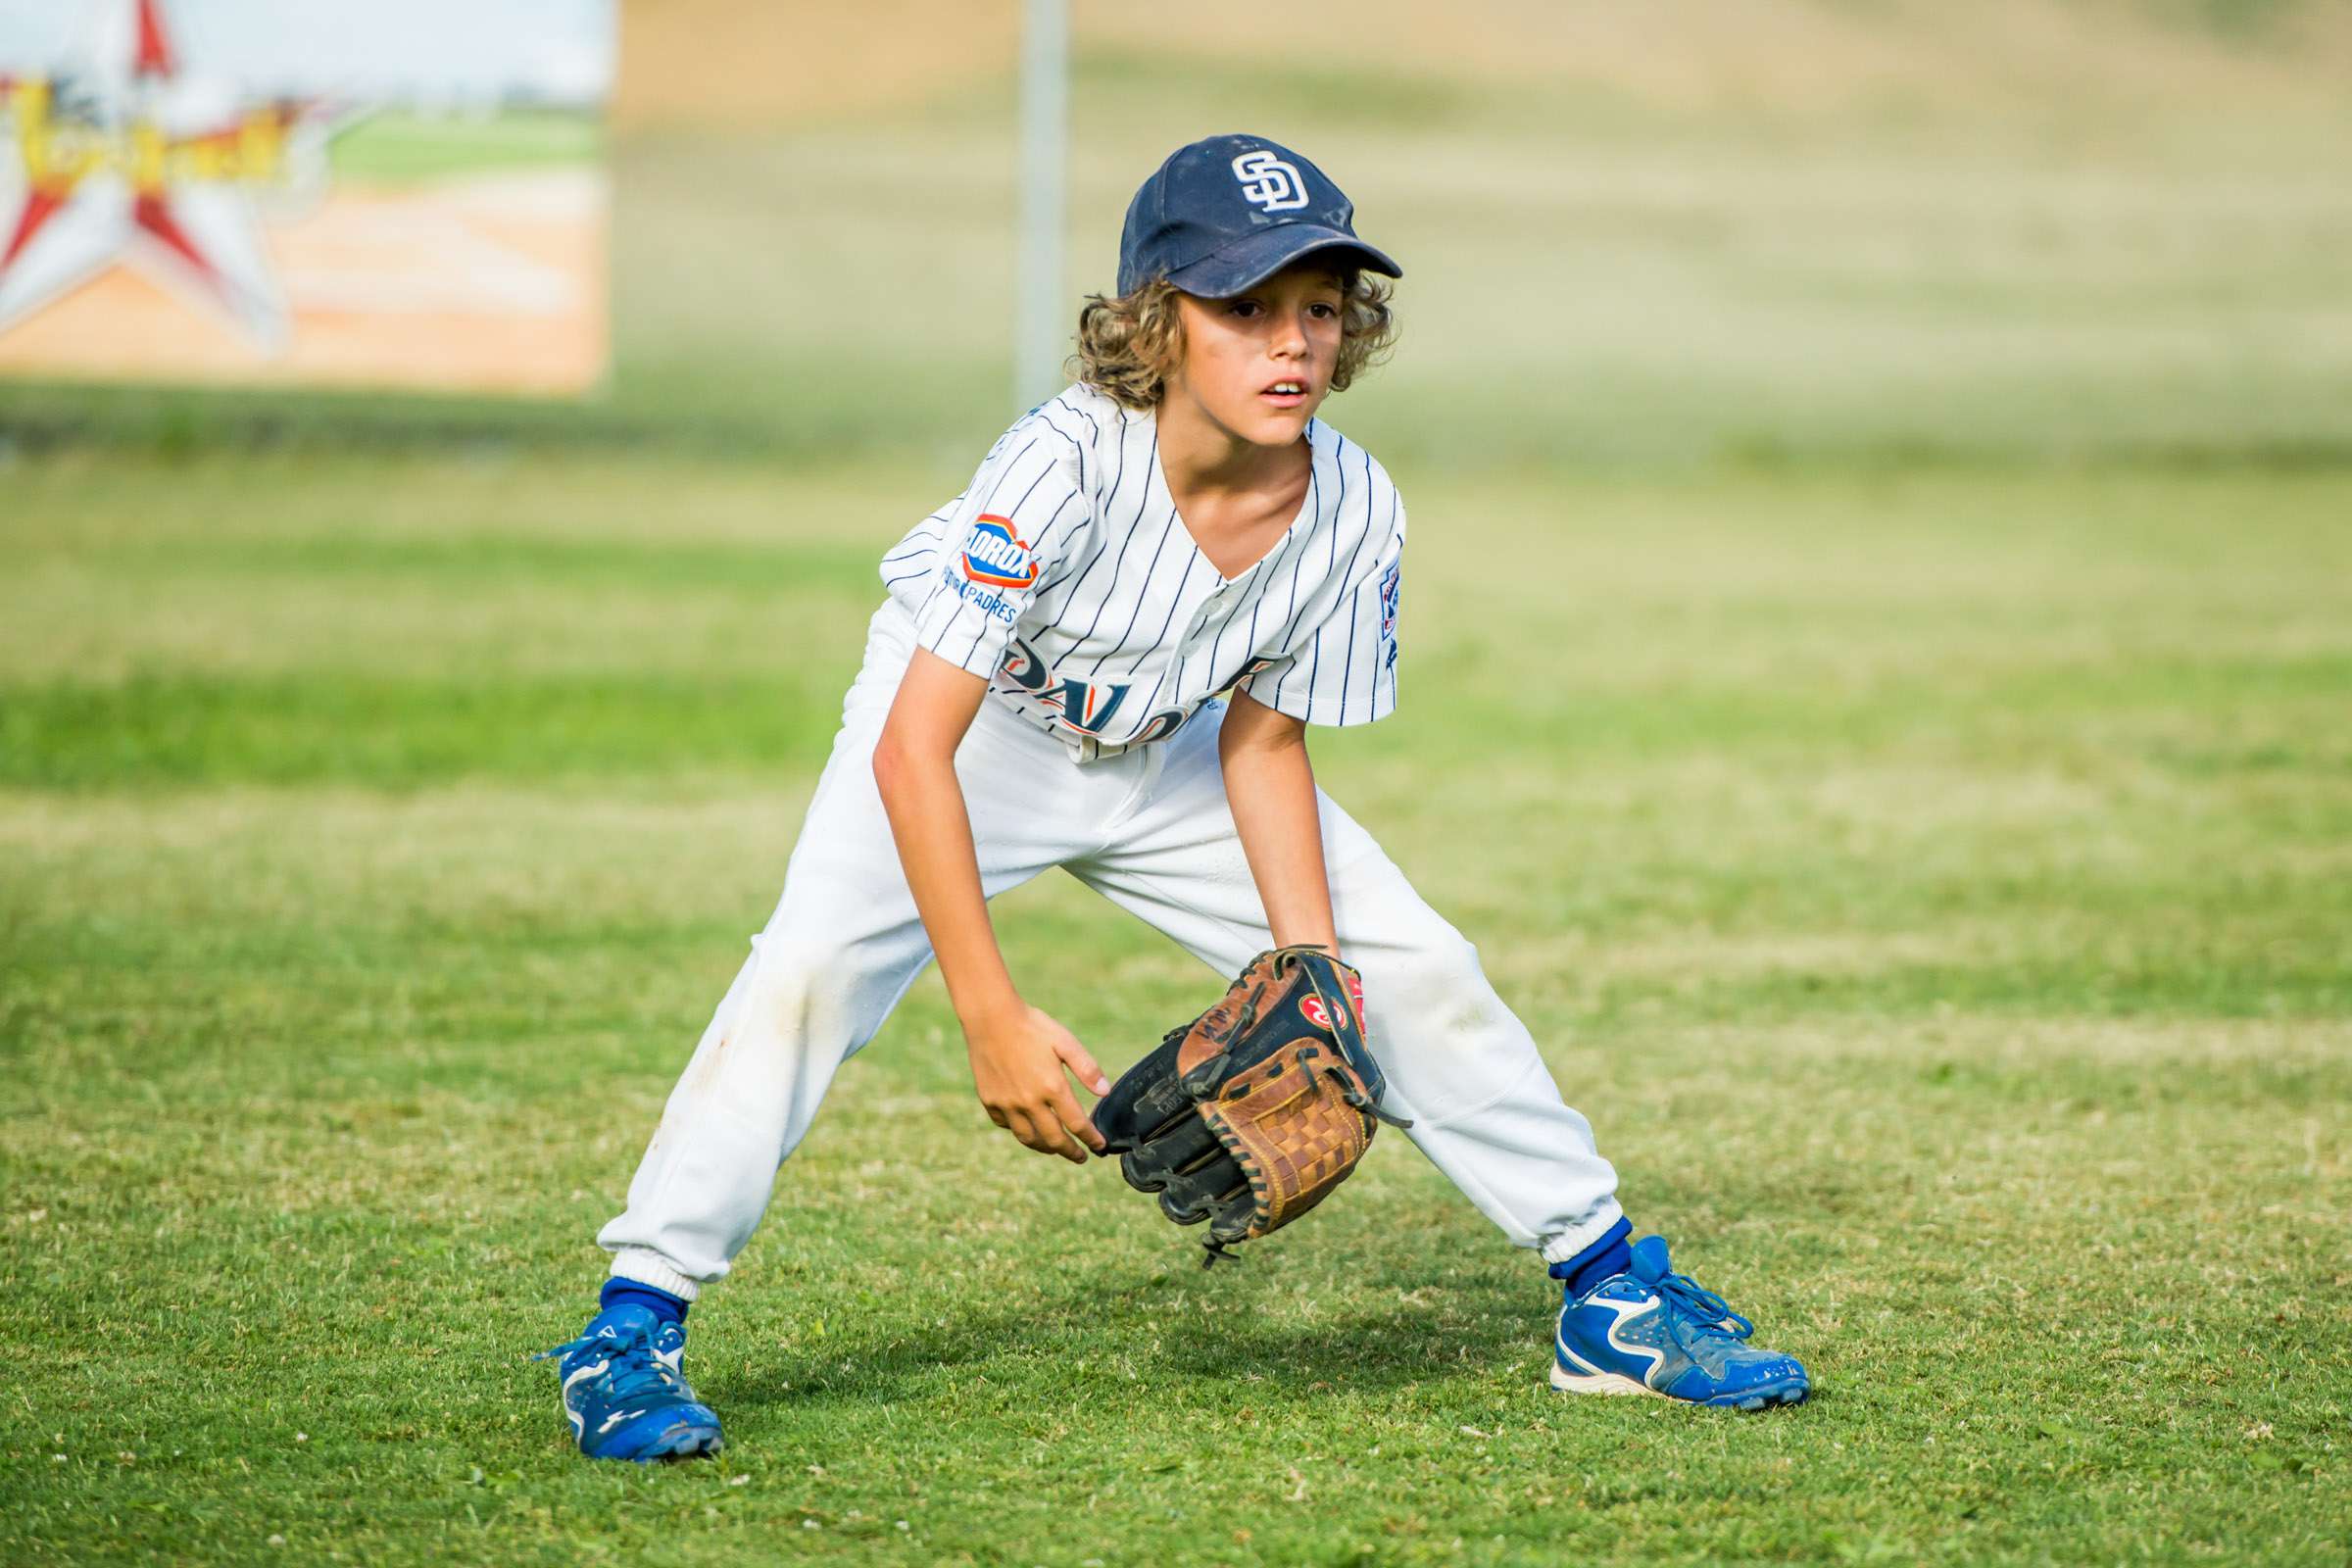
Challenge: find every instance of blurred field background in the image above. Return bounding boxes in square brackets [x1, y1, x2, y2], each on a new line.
[9, 0, 2352, 465]
[3, 2, 2349, 1564]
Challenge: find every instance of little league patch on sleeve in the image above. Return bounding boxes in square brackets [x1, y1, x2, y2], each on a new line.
[1379, 562, 1401, 637]
[959, 514, 1040, 589]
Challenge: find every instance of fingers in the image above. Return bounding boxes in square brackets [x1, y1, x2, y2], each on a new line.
[1049, 1084, 1107, 1155]
[974, 1007, 1105, 1163]
[1024, 1102, 1088, 1164]
[1055, 1036, 1112, 1099]
[1000, 1105, 1041, 1153]
[997, 1101, 1089, 1163]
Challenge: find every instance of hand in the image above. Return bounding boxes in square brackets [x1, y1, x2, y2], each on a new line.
[962, 999, 1111, 1164]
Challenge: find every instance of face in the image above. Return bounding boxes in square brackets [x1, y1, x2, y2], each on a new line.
[1165, 261, 1347, 448]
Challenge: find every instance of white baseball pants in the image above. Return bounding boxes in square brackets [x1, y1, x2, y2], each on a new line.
[599, 601, 1623, 1299]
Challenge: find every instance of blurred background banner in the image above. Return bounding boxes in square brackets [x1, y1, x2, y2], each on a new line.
[0, 0, 612, 394]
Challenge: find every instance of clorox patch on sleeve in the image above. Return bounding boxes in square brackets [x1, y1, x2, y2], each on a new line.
[958, 514, 1040, 589]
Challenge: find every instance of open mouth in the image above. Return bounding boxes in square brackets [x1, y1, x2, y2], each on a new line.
[1261, 379, 1307, 408]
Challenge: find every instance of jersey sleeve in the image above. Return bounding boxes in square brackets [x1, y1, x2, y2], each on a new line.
[1244, 499, 1405, 728]
[907, 422, 1091, 677]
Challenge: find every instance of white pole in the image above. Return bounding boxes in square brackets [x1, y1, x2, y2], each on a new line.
[1014, 0, 1067, 413]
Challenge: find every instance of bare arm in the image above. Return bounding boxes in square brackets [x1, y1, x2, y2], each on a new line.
[871, 649, 1107, 1162]
[1218, 687, 1341, 955]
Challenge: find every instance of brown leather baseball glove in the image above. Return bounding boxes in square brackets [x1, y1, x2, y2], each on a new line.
[1092, 944, 1408, 1267]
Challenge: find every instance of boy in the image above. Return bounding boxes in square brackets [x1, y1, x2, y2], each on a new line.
[541, 134, 1810, 1460]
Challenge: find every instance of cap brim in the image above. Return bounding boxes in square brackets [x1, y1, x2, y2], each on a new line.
[1163, 224, 1402, 299]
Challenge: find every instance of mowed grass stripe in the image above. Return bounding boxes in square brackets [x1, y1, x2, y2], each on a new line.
[7, 648, 2347, 788]
[9, 533, 892, 594]
[0, 673, 848, 787]
[7, 818, 2342, 1026]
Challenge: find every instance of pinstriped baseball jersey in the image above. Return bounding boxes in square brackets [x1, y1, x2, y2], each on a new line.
[878, 382, 1405, 764]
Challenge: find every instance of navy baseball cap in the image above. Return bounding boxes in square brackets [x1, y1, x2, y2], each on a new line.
[1116, 133, 1402, 299]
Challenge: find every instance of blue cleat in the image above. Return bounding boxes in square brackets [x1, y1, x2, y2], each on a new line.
[535, 1302, 724, 1460]
[1551, 1236, 1810, 1410]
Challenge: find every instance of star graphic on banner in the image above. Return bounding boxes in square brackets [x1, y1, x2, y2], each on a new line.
[0, 0, 353, 351]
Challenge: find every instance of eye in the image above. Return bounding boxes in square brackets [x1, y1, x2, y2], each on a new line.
[1227, 299, 1262, 318]
[1308, 302, 1339, 319]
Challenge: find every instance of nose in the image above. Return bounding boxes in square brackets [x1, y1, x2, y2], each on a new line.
[1272, 308, 1309, 361]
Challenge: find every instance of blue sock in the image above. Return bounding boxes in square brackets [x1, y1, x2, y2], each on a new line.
[1546, 1217, 1634, 1299]
[600, 1277, 689, 1327]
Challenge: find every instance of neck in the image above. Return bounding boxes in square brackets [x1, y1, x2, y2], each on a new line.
[1156, 382, 1306, 495]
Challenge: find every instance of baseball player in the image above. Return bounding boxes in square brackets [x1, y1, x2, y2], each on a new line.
[539, 133, 1810, 1460]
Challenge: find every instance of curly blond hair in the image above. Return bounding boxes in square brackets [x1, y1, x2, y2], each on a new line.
[1064, 269, 1397, 412]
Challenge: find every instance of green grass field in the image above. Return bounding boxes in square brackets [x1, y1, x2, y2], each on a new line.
[3, 448, 2346, 1565]
[5, 9, 2352, 1562]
